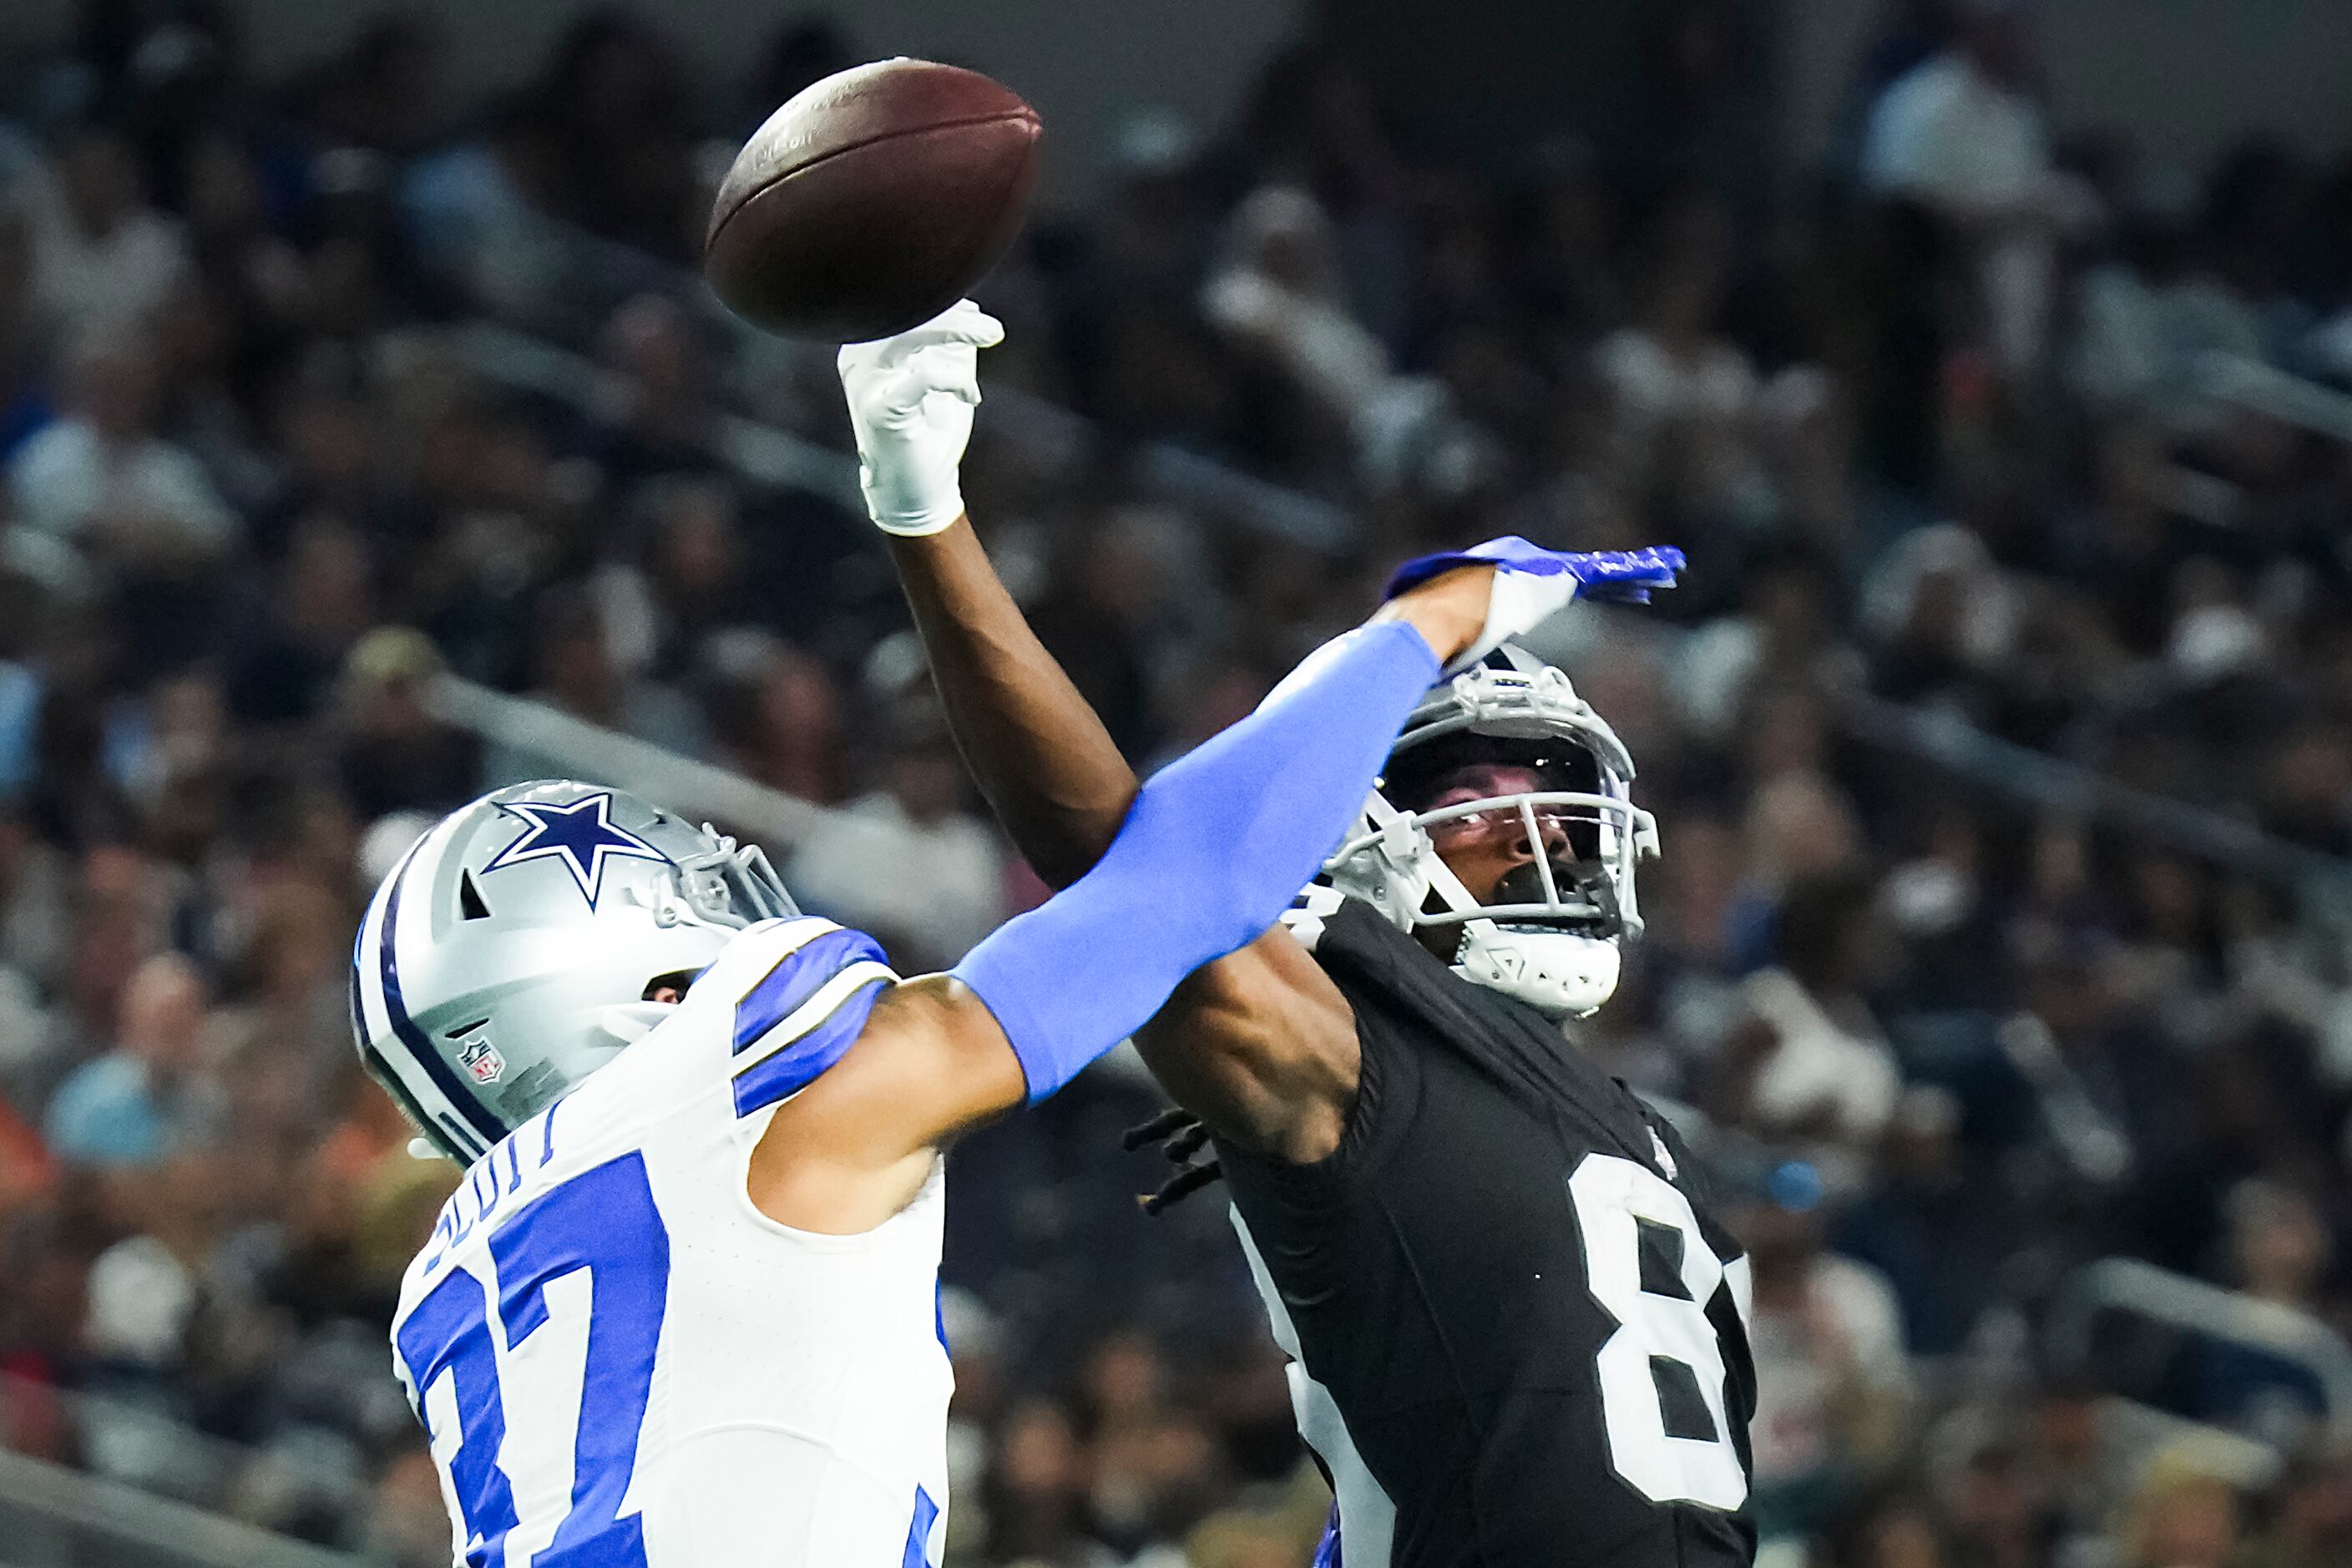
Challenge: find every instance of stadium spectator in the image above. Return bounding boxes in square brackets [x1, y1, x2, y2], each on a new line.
[24, 123, 189, 343]
[785, 705, 1008, 967]
[80, 1149, 218, 1371]
[706, 631, 851, 804]
[1832, 1086, 2009, 1357]
[1738, 1166, 1914, 1549]
[580, 293, 721, 486]
[2115, 1458, 2242, 1568]
[332, 628, 481, 822]
[503, 579, 710, 764]
[8, 323, 235, 574]
[1941, 1441, 2052, 1568]
[1201, 184, 1443, 482]
[1716, 868, 1903, 1187]
[357, 1446, 450, 1568]
[1860, 0, 2065, 383]
[43, 951, 219, 1169]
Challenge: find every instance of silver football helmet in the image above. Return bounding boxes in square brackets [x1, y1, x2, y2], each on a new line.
[349, 780, 797, 1162]
[1325, 645, 1657, 1017]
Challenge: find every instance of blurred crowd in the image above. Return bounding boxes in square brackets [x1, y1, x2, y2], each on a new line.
[3, 0, 2352, 1565]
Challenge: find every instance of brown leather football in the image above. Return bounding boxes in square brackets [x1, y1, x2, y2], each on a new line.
[704, 59, 1041, 342]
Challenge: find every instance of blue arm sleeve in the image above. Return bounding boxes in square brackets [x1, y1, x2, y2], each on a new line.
[952, 619, 1440, 1101]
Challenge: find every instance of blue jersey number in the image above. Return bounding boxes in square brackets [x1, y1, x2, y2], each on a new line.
[397, 1153, 671, 1566]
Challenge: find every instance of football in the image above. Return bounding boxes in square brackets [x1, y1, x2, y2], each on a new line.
[704, 58, 1043, 342]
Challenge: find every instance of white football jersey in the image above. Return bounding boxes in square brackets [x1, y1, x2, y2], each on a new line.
[388, 917, 952, 1567]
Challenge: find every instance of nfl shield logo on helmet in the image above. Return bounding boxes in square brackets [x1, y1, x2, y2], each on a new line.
[458, 1034, 506, 1085]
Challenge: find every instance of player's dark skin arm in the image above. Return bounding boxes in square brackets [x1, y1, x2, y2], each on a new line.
[888, 521, 1359, 1162]
[888, 518, 1135, 889]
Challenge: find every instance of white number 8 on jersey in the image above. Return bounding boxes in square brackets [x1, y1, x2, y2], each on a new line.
[1566, 1153, 1751, 1511]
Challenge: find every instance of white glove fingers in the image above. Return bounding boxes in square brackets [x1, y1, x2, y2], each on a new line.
[883, 319, 1004, 362]
[937, 298, 1004, 341]
[910, 342, 983, 407]
[898, 298, 1004, 350]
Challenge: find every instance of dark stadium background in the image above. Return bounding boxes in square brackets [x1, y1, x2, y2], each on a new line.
[3, 1, 2352, 1564]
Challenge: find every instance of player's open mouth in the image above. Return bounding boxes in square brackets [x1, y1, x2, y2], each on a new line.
[1481, 859, 1619, 929]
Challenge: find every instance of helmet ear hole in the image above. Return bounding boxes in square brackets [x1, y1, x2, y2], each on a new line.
[458, 873, 491, 921]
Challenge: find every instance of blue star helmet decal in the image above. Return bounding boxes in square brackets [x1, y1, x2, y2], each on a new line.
[482, 792, 670, 908]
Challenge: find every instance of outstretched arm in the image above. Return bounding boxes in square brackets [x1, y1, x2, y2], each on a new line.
[755, 568, 1497, 1230]
[832, 298, 1134, 886]
[889, 520, 1135, 888]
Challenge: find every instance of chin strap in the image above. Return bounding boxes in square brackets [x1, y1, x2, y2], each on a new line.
[1452, 924, 1622, 1019]
[1449, 915, 1508, 979]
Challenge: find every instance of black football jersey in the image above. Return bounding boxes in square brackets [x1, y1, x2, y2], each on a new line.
[1216, 891, 1757, 1568]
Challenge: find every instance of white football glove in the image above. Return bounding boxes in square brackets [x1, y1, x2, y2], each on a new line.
[836, 299, 1005, 536]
